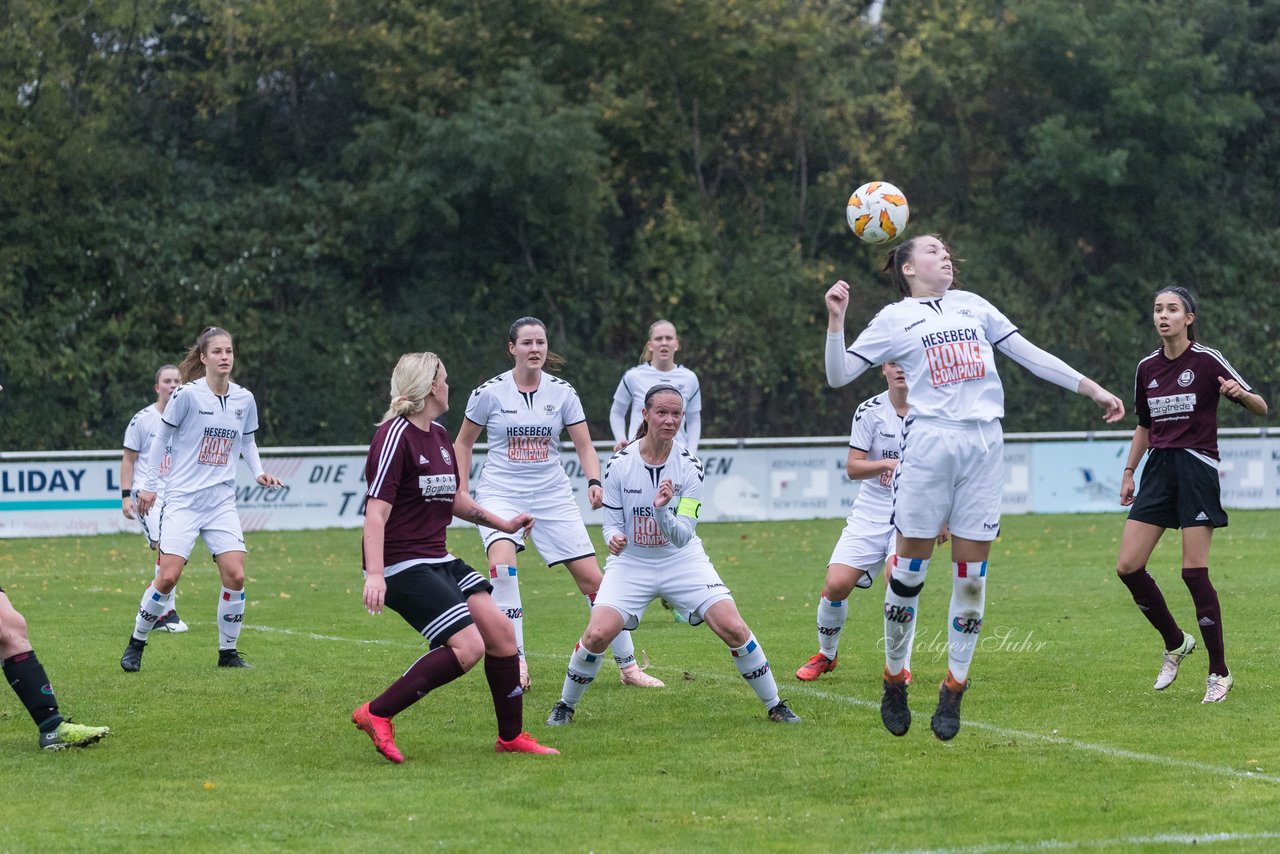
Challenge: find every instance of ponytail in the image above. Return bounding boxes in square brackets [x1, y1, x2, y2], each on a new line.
[179, 327, 231, 383]
[379, 352, 441, 425]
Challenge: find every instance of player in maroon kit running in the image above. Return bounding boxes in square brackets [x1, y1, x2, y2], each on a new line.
[1115, 286, 1268, 704]
[352, 352, 558, 761]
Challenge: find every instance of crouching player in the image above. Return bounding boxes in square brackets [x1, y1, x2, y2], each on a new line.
[546, 384, 800, 727]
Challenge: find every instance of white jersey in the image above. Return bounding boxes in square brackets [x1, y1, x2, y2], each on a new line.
[143, 377, 260, 497]
[123, 404, 172, 488]
[612, 363, 702, 443]
[847, 392, 905, 522]
[465, 370, 586, 496]
[845, 289, 1017, 423]
[601, 441, 705, 566]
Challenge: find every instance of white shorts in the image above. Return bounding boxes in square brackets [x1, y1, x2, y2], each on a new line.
[474, 485, 595, 567]
[828, 510, 894, 586]
[158, 483, 246, 560]
[596, 551, 734, 630]
[133, 491, 161, 548]
[894, 418, 1003, 542]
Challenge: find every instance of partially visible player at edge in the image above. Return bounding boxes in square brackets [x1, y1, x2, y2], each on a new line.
[547, 384, 800, 727]
[1115, 286, 1267, 704]
[610, 319, 703, 456]
[2, 585, 110, 749]
[352, 352, 557, 762]
[825, 235, 1124, 740]
[795, 362, 947, 683]
[121, 364, 188, 633]
[454, 317, 663, 691]
[123, 327, 284, 672]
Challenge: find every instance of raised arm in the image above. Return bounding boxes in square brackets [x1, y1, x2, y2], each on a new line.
[825, 280, 873, 387]
[995, 333, 1124, 422]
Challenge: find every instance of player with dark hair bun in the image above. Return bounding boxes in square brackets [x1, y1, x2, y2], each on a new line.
[825, 235, 1124, 740]
[1115, 286, 1268, 704]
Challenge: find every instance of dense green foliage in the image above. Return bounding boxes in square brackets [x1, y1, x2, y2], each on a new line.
[2, 0, 1277, 449]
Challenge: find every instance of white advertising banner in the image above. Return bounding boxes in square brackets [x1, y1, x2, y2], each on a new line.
[2, 438, 1277, 538]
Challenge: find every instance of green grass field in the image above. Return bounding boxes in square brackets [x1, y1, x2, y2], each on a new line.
[2, 512, 1279, 853]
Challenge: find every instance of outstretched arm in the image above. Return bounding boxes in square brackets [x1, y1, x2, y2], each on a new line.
[996, 333, 1124, 422]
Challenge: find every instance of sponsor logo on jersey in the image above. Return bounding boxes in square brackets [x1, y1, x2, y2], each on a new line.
[507, 435, 551, 462]
[1177, 370, 1195, 387]
[198, 427, 237, 466]
[1149, 393, 1196, 417]
[922, 328, 984, 386]
[417, 473, 457, 498]
[631, 507, 668, 547]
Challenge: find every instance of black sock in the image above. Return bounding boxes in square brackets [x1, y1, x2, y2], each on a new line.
[1182, 566, 1228, 677]
[4, 651, 63, 733]
[1119, 568, 1184, 650]
[484, 653, 523, 742]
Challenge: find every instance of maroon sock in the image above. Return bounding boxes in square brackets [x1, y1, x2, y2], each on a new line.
[484, 653, 523, 742]
[1182, 567, 1227, 677]
[369, 646, 464, 718]
[1119, 568, 1184, 650]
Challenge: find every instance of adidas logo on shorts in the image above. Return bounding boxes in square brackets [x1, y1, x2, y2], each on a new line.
[1194, 511, 1209, 521]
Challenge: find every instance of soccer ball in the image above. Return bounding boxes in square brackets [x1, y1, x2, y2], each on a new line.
[846, 181, 909, 244]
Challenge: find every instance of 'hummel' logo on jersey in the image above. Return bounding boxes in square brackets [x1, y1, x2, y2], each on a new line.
[419, 455, 428, 464]
[1147, 379, 1158, 388]
[1194, 511, 1209, 521]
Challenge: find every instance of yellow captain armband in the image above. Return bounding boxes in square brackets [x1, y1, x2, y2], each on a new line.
[675, 496, 701, 520]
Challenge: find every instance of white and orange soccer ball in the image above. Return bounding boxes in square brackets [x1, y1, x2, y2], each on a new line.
[846, 181, 909, 244]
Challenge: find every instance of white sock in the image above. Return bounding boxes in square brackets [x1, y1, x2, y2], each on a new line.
[816, 596, 846, 659]
[885, 557, 928, 677]
[489, 564, 525, 659]
[217, 587, 246, 650]
[133, 584, 174, 641]
[559, 640, 606, 708]
[946, 561, 987, 683]
[152, 562, 175, 610]
[730, 634, 780, 710]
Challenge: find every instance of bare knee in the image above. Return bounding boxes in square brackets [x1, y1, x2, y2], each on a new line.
[706, 603, 751, 648]
[0, 609, 31, 657]
[448, 626, 486, 671]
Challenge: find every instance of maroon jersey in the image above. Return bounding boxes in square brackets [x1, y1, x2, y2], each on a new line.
[1134, 343, 1251, 461]
[364, 417, 458, 571]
